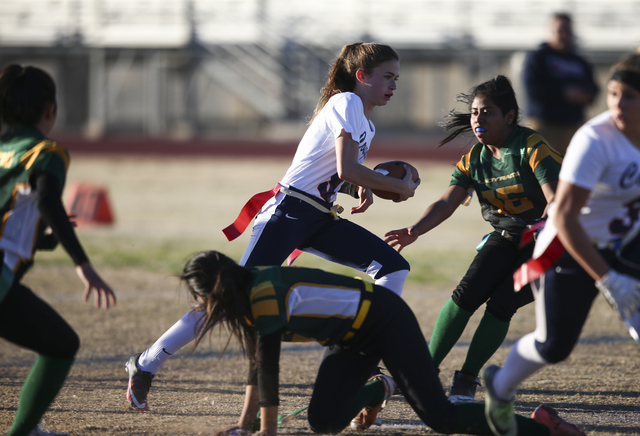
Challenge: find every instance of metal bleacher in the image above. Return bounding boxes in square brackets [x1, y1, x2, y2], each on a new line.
[1, 0, 639, 133]
[2, 0, 639, 50]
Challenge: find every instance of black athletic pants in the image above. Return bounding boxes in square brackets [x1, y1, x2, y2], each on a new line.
[0, 281, 79, 359]
[307, 286, 458, 434]
[453, 231, 535, 321]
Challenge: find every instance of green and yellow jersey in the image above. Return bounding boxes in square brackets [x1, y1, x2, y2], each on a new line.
[245, 266, 373, 346]
[0, 125, 69, 272]
[450, 125, 562, 235]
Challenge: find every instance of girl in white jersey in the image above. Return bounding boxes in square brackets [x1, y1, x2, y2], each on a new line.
[125, 43, 420, 412]
[482, 51, 640, 436]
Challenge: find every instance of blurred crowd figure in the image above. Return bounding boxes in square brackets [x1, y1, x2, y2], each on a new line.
[522, 12, 599, 155]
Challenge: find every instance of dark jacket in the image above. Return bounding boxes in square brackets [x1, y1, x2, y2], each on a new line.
[523, 42, 599, 125]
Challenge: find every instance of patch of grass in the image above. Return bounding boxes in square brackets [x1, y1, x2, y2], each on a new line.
[36, 233, 247, 275]
[36, 232, 476, 290]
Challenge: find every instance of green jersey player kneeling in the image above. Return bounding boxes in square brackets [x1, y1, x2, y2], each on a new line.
[180, 249, 578, 436]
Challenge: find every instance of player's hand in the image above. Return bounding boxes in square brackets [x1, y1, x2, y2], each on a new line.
[75, 262, 117, 310]
[395, 165, 421, 203]
[68, 214, 78, 228]
[595, 269, 640, 318]
[351, 186, 373, 214]
[210, 426, 246, 436]
[384, 227, 420, 252]
[248, 431, 276, 436]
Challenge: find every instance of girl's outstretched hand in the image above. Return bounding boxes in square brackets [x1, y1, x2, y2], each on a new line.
[211, 426, 244, 436]
[384, 227, 419, 252]
[210, 427, 275, 436]
[75, 262, 117, 310]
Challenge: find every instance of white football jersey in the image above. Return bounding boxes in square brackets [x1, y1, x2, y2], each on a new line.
[553, 111, 640, 244]
[280, 92, 375, 203]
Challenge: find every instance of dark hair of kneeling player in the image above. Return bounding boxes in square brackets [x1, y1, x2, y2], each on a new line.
[181, 251, 255, 355]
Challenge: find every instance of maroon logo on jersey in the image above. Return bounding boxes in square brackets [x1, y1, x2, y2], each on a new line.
[317, 173, 342, 202]
[619, 162, 640, 189]
[358, 131, 368, 160]
[609, 196, 640, 236]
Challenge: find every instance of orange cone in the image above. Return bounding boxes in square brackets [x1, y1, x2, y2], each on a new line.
[64, 182, 114, 227]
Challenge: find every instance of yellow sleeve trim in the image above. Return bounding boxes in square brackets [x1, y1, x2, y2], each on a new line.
[251, 282, 276, 301]
[252, 299, 279, 318]
[526, 135, 563, 172]
[456, 152, 471, 177]
[19, 140, 70, 172]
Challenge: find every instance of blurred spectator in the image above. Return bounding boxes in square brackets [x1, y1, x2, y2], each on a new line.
[523, 12, 599, 155]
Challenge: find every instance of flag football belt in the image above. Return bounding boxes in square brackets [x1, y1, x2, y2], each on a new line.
[514, 228, 637, 292]
[343, 280, 374, 341]
[279, 185, 344, 218]
[223, 183, 343, 241]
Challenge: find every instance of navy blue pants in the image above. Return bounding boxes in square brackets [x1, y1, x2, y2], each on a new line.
[534, 249, 630, 363]
[242, 193, 409, 278]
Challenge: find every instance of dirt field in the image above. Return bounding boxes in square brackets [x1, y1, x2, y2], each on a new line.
[1, 156, 639, 435]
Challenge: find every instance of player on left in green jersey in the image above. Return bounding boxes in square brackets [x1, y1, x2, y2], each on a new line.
[385, 75, 562, 404]
[0, 64, 116, 436]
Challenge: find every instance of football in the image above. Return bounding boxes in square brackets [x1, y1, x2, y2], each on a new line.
[371, 160, 420, 200]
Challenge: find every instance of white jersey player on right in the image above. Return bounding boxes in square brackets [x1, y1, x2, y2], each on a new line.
[483, 50, 640, 436]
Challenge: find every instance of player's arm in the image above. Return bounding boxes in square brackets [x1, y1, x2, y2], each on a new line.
[552, 180, 640, 315]
[540, 180, 557, 218]
[337, 180, 372, 214]
[552, 180, 608, 281]
[335, 129, 419, 202]
[33, 170, 116, 309]
[33, 170, 88, 264]
[338, 181, 359, 199]
[255, 331, 282, 436]
[214, 333, 260, 436]
[385, 185, 468, 252]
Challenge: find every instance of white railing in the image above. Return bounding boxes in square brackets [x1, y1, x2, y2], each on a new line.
[1, 0, 639, 50]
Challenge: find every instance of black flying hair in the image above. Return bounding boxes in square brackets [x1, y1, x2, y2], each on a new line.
[438, 75, 520, 146]
[0, 64, 56, 130]
[181, 250, 254, 355]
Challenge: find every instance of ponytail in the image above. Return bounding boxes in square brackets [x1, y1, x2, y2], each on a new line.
[311, 42, 398, 121]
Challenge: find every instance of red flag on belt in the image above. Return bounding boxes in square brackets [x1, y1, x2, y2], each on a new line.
[222, 183, 305, 266]
[513, 223, 565, 291]
[223, 183, 282, 241]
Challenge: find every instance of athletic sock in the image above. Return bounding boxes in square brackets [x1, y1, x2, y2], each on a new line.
[429, 298, 473, 368]
[452, 402, 550, 436]
[460, 311, 509, 376]
[346, 378, 386, 421]
[492, 333, 548, 401]
[138, 309, 203, 374]
[8, 355, 74, 436]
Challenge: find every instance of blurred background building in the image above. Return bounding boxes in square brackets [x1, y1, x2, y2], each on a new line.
[1, 0, 639, 142]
